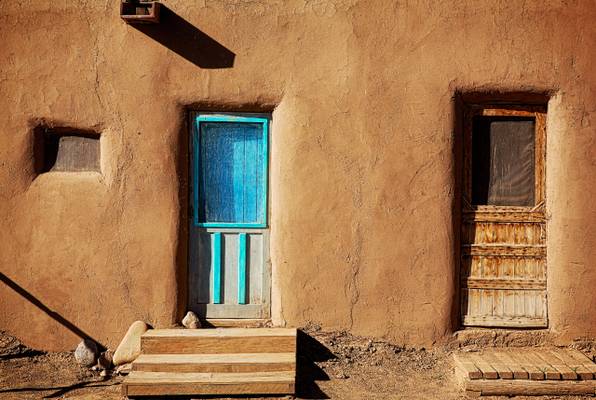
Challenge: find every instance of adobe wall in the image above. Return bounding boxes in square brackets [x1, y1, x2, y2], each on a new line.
[0, 1, 594, 351]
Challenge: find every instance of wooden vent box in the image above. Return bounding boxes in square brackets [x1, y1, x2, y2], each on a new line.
[120, 1, 161, 24]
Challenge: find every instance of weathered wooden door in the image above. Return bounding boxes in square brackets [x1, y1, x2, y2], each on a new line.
[461, 105, 547, 327]
[189, 114, 271, 319]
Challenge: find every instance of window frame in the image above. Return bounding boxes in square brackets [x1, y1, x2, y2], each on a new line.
[193, 114, 269, 228]
[462, 104, 546, 212]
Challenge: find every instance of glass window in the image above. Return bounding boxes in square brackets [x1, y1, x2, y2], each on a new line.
[471, 117, 535, 206]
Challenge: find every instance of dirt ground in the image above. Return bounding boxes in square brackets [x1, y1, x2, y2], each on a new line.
[0, 328, 594, 400]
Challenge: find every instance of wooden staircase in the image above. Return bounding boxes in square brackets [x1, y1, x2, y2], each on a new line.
[122, 328, 297, 398]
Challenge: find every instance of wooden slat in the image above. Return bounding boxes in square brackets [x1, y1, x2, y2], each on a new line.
[551, 349, 594, 380]
[507, 352, 544, 380]
[463, 244, 546, 257]
[525, 351, 560, 380]
[143, 328, 296, 337]
[533, 351, 577, 380]
[477, 108, 543, 117]
[212, 232, 222, 304]
[482, 352, 513, 379]
[133, 353, 296, 373]
[493, 351, 528, 379]
[463, 210, 546, 223]
[141, 329, 296, 355]
[453, 353, 482, 380]
[469, 353, 499, 379]
[237, 233, 247, 305]
[124, 371, 294, 397]
[462, 221, 544, 245]
[202, 319, 271, 328]
[463, 278, 546, 290]
[462, 311, 547, 328]
[126, 371, 295, 383]
[142, 336, 295, 354]
[464, 379, 596, 396]
[565, 349, 596, 378]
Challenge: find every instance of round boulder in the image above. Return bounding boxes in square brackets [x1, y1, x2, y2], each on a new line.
[74, 339, 98, 367]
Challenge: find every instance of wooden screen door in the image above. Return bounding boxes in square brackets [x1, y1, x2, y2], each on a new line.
[461, 104, 547, 327]
[189, 113, 271, 319]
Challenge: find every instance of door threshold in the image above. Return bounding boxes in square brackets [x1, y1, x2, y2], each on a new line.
[201, 319, 272, 328]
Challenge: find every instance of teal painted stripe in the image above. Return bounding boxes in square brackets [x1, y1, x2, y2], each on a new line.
[238, 233, 247, 305]
[198, 222, 267, 229]
[261, 119, 269, 227]
[197, 115, 268, 124]
[212, 232, 222, 304]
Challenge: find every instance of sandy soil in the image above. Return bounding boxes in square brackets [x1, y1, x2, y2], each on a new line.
[0, 328, 594, 400]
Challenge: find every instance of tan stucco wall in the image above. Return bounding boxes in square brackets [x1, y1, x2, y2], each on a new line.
[0, 1, 594, 352]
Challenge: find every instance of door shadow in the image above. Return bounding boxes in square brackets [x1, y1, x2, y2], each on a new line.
[130, 5, 235, 69]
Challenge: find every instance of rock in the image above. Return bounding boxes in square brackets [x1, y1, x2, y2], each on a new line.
[115, 362, 133, 375]
[113, 321, 148, 366]
[182, 311, 201, 329]
[98, 350, 113, 370]
[74, 339, 98, 367]
[99, 369, 110, 377]
[91, 365, 99, 372]
[335, 372, 349, 379]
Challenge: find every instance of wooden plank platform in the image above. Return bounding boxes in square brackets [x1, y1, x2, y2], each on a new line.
[123, 328, 296, 398]
[455, 348, 596, 396]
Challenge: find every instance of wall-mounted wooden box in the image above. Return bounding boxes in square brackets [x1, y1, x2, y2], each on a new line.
[120, 1, 161, 24]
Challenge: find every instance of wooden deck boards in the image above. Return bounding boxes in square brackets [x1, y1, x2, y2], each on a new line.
[455, 348, 596, 396]
[133, 352, 296, 373]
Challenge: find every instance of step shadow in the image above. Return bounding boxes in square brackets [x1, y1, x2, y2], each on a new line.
[296, 330, 333, 399]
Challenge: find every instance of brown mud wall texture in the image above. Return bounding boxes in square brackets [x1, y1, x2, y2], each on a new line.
[0, 1, 595, 351]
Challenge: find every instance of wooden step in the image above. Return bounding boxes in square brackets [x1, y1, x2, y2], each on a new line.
[141, 328, 297, 354]
[133, 352, 296, 373]
[123, 371, 295, 397]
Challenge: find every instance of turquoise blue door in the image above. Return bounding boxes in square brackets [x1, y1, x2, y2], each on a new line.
[189, 114, 271, 319]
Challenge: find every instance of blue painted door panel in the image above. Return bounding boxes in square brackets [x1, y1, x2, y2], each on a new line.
[189, 114, 270, 319]
[194, 116, 268, 228]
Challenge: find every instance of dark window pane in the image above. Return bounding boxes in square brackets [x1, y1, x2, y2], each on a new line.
[198, 122, 265, 224]
[471, 117, 535, 206]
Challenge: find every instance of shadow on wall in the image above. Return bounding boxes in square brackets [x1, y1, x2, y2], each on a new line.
[0, 272, 106, 351]
[130, 4, 235, 69]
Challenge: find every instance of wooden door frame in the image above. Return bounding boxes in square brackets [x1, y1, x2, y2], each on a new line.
[460, 103, 548, 328]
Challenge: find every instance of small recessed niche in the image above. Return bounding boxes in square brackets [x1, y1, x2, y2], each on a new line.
[120, 1, 161, 24]
[34, 126, 101, 173]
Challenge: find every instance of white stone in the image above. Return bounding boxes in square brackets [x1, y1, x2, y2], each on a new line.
[74, 339, 98, 367]
[112, 321, 148, 366]
[115, 362, 133, 375]
[182, 311, 201, 329]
